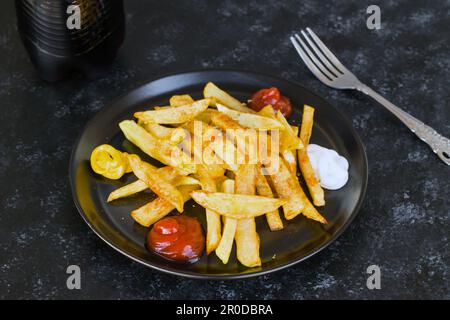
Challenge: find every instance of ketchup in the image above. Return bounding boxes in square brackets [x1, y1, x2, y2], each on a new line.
[249, 87, 293, 118]
[147, 216, 205, 262]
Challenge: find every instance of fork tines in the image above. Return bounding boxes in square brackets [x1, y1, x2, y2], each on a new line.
[290, 28, 350, 85]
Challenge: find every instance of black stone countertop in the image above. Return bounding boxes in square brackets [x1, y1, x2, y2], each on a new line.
[0, 0, 448, 299]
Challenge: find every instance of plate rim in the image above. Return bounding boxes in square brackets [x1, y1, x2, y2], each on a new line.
[69, 68, 368, 280]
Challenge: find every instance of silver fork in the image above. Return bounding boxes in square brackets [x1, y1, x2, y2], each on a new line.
[290, 28, 450, 166]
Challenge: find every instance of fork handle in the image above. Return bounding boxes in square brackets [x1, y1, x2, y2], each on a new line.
[356, 84, 450, 166]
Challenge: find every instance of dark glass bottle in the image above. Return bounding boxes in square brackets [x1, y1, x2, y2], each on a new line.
[15, 0, 125, 81]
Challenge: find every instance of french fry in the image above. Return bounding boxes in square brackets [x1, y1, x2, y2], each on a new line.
[297, 156, 325, 206]
[275, 111, 304, 150]
[215, 175, 228, 189]
[107, 180, 147, 202]
[258, 104, 303, 152]
[216, 104, 283, 130]
[182, 119, 216, 138]
[258, 106, 296, 167]
[173, 176, 201, 187]
[298, 105, 325, 206]
[107, 165, 184, 202]
[208, 129, 241, 171]
[300, 105, 314, 145]
[257, 105, 276, 118]
[170, 94, 194, 107]
[210, 112, 258, 165]
[215, 179, 237, 264]
[128, 154, 184, 212]
[282, 149, 297, 175]
[203, 82, 255, 113]
[182, 120, 229, 175]
[134, 99, 210, 124]
[210, 110, 242, 130]
[203, 165, 226, 180]
[107, 166, 183, 202]
[270, 158, 326, 223]
[138, 121, 174, 139]
[269, 157, 305, 219]
[256, 129, 281, 175]
[139, 121, 187, 145]
[258, 105, 302, 151]
[195, 165, 221, 254]
[302, 200, 327, 224]
[234, 165, 261, 267]
[119, 120, 196, 174]
[191, 190, 285, 219]
[131, 185, 198, 227]
[169, 127, 188, 145]
[194, 109, 217, 123]
[255, 173, 283, 231]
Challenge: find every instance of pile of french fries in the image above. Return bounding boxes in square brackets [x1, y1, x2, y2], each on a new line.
[91, 82, 328, 268]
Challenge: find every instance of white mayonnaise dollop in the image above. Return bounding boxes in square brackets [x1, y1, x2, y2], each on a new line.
[307, 144, 349, 190]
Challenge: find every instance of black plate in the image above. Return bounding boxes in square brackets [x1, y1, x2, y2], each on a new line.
[69, 70, 368, 279]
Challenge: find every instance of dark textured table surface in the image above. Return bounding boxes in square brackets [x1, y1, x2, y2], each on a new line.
[1, 0, 449, 299]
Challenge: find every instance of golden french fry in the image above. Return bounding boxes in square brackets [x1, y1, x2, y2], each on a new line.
[190, 190, 285, 219]
[210, 110, 242, 129]
[107, 180, 147, 202]
[257, 105, 276, 118]
[173, 176, 201, 187]
[119, 120, 195, 174]
[255, 173, 283, 231]
[235, 218, 261, 267]
[169, 127, 187, 145]
[269, 157, 305, 219]
[208, 130, 241, 171]
[210, 112, 259, 165]
[170, 94, 194, 107]
[302, 200, 327, 224]
[182, 120, 230, 174]
[215, 175, 228, 189]
[134, 99, 209, 124]
[298, 153, 325, 206]
[139, 121, 187, 145]
[182, 119, 216, 138]
[128, 154, 184, 212]
[282, 149, 297, 175]
[234, 165, 261, 267]
[257, 105, 301, 151]
[258, 106, 298, 169]
[270, 158, 326, 223]
[194, 109, 217, 123]
[107, 166, 183, 202]
[216, 104, 283, 130]
[202, 165, 226, 180]
[215, 179, 237, 264]
[203, 82, 255, 113]
[298, 105, 325, 206]
[138, 121, 173, 139]
[195, 165, 221, 255]
[300, 105, 315, 145]
[275, 112, 304, 150]
[153, 106, 171, 110]
[131, 185, 198, 227]
[183, 120, 225, 170]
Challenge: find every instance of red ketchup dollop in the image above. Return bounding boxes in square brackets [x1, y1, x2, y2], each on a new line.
[147, 216, 205, 262]
[249, 87, 293, 118]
